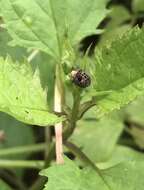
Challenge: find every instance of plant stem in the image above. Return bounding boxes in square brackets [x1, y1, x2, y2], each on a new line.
[0, 160, 44, 169]
[64, 141, 96, 170]
[64, 89, 81, 140]
[78, 99, 96, 119]
[0, 143, 45, 157]
[54, 65, 64, 164]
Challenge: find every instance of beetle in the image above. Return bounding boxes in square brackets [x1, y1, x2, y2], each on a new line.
[71, 69, 91, 88]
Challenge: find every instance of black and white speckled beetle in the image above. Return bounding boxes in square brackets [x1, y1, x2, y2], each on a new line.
[71, 70, 91, 88]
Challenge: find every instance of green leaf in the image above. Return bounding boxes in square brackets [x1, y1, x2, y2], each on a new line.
[90, 27, 144, 118]
[97, 145, 144, 169]
[40, 157, 144, 190]
[102, 161, 144, 190]
[0, 179, 12, 190]
[0, 0, 108, 59]
[132, 0, 144, 12]
[40, 157, 109, 190]
[0, 57, 64, 126]
[70, 116, 123, 162]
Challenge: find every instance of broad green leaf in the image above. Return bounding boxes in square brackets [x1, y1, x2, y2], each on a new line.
[102, 161, 144, 190]
[94, 27, 144, 91]
[0, 57, 64, 126]
[0, 0, 108, 60]
[95, 79, 144, 118]
[90, 27, 144, 118]
[70, 116, 123, 162]
[132, 0, 144, 12]
[40, 157, 144, 190]
[97, 145, 144, 169]
[40, 157, 109, 190]
[0, 179, 12, 190]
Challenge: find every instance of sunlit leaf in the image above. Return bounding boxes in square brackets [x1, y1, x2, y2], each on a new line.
[40, 157, 144, 190]
[88, 27, 144, 118]
[0, 0, 108, 59]
[0, 57, 64, 126]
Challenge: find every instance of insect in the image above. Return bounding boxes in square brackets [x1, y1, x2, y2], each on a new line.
[71, 69, 91, 88]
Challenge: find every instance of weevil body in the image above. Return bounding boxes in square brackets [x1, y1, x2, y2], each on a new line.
[71, 70, 91, 88]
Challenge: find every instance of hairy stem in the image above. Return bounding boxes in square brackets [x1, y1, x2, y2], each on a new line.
[54, 65, 64, 164]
